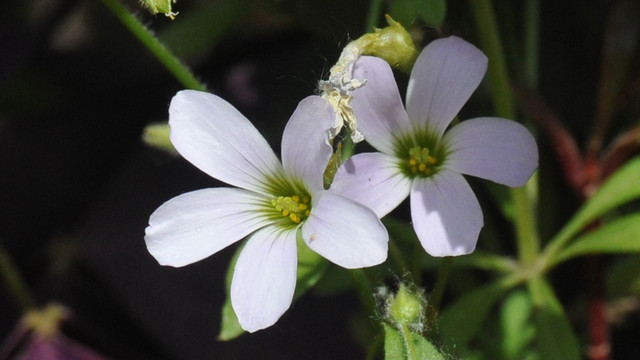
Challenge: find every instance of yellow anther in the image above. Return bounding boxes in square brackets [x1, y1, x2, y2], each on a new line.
[419, 163, 426, 172]
[303, 196, 310, 204]
[305, 210, 311, 217]
[289, 213, 300, 223]
[282, 209, 290, 216]
[299, 203, 308, 211]
[409, 159, 417, 166]
[292, 195, 300, 202]
[427, 156, 437, 164]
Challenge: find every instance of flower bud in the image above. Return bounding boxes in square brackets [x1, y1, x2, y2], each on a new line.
[389, 284, 423, 326]
[360, 15, 419, 73]
[142, 123, 177, 154]
[140, 0, 178, 19]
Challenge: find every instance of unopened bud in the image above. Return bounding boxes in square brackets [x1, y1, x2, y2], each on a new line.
[360, 15, 419, 73]
[140, 0, 178, 19]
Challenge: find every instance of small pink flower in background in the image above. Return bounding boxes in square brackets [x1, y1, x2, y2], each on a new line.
[331, 36, 538, 257]
[144, 90, 388, 332]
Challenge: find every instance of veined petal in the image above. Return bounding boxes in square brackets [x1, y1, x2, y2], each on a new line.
[231, 226, 298, 332]
[302, 190, 388, 268]
[331, 152, 411, 218]
[281, 96, 334, 193]
[410, 171, 483, 256]
[406, 37, 488, 138]
[443, 117, 538, 187]
[145, 188, 271, 267]
[352, 56, 412, 154]
[169, 90, 283, 194]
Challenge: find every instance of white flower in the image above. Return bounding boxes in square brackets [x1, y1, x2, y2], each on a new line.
[145, 90, 388, 332]
[331, 36, 538, 257]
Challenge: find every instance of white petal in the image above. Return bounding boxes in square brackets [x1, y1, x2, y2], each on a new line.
[406, 37, 488, 138]
[231, 226, 297, 332]
[443, 117, 538, 187]
[351, 56, 412, 154]
[281, 96, 335, 193]
[331, 153, 411, 218]
[169, 90, 283, 194]
[301, 190, 388, 268]
[410, 171, 483, 256]
[145, 188, 271, 267]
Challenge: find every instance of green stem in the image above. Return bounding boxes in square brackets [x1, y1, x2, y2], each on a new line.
[365, 0, 385, 32]
[99, 0, 207, 91]
[430, 257, 453, 312]
[469, 0, 540, 265]
[0, 243, 36, 311]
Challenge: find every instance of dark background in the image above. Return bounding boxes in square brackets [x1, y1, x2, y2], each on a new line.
[1, 0, 638, 359]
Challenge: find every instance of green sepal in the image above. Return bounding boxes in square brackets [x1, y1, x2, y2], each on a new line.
[383, 323, 447, 360]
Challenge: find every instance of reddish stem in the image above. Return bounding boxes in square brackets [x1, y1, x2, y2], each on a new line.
[586, 255, 610, 360]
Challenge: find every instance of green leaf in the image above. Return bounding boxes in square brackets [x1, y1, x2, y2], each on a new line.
[389, 0, 446, 28]
[438, 275, 521, 354]
[528, 278, 581, 360]
[415, 0, 447, 28]
[552, 212, 640, 265]
[500, 289, 535, 359]
[546, 156, 640, 259]
[383, 323, 447, 360]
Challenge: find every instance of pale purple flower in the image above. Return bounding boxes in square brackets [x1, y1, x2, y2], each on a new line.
[331, 36, 538, 257]
[145, 90, 388, 332]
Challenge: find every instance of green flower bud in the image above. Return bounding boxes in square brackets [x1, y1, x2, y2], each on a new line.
[140, 0, 178, 19]
[389, 284, 423, 326]
[359, 15, 419, 73]
[142, 123, 177, 154]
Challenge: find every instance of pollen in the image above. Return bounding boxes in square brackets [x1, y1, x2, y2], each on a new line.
[272, 194, 312, 225]
[407, 146, 439, 178]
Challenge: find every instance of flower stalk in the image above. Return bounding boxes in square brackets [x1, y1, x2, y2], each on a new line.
[470, 0, 540, 265]
[99, 0, 206, 91]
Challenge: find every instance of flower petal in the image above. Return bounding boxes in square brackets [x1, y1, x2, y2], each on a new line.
[231, 226, 297, 332]
[331, 152, 411, 218]
[406, 37, 488, 138]
[169, 90, 283, 194]
[410, 171, 483, 256]
[352, 56, 412, 154]
[281, 96, 335, 193]
[145, 188, 270, 267]
[443, 117, 538, 187]
[302, 190, 388, 268]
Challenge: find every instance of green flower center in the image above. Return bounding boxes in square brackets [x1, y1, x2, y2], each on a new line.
[271, 194, 311, 225]
[394, 128, 447, 179]
[407, 146, 439, 176]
